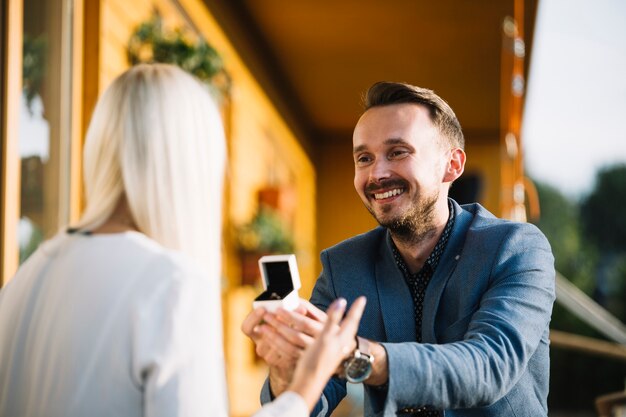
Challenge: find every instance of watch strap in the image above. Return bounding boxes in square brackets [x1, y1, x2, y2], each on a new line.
[341, 336, 374, 383]
[356, 336, 372, 358]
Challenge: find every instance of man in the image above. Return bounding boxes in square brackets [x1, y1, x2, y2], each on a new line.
[245, 81, 555, 416]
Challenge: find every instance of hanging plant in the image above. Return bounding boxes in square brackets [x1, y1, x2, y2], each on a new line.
[23, 34, 47, 113]
[127, 11, 231, 97]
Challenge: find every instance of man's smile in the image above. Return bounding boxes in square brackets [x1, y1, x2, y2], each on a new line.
[372, 187, 405, 201]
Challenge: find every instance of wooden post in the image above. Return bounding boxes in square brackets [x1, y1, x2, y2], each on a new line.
[499, 0, 527, 221]
[69, 0, 85, 224]
[1, 0, 23, 285]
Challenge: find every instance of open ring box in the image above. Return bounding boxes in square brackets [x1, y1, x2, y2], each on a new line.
[253, 254, 301, 312]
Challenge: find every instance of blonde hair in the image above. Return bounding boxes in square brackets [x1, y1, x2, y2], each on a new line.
[75, 63, 225, 275]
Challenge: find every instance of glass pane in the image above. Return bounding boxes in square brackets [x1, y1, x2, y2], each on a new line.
[20, 0, 72, 263]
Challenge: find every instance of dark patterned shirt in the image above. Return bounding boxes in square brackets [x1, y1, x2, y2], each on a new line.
[390, 199, 455, 417]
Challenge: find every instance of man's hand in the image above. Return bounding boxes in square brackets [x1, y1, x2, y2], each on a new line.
[241, 299, 329, 396]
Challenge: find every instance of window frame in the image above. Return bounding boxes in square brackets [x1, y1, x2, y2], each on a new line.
[1, 0, 84, 285]
[1, 0, 22, 285]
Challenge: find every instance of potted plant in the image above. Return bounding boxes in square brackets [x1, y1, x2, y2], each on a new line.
[236, 205, 294, 286]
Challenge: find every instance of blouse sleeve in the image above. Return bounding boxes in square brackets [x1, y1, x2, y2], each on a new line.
[252, 391, 308, 417]
[131, 256, 228, 417]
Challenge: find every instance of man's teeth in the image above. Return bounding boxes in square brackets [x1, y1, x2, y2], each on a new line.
[374, 188, 404, 200]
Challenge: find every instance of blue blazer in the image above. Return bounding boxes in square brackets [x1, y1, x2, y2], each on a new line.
[262, 201, 555, 416]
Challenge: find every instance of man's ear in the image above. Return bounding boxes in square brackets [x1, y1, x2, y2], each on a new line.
[443, 148, 466, 183]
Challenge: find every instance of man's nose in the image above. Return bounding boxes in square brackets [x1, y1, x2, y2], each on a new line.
[369, 158, 392, 182]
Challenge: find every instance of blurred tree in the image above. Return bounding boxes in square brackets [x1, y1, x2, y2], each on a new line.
[531, 179, 626, 411]
[581, 164, 626, 252]
[580, 164, 626, 316]
[532, 180, 596, 296]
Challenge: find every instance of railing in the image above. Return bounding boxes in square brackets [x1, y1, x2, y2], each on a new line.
[551, 271, 626, 361]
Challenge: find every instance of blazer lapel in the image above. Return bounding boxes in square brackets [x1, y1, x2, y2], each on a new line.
[375, 231, 417, 343]
[421, 200, 474, 343]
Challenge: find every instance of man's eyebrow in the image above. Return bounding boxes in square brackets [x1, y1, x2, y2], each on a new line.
[353, 138, 409, 154]
[384, 138, 409, 146]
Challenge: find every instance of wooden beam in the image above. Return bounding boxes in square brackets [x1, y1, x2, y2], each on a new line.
[1, 0, 22, 285]
[499, 0, 527, 221]
[551, 329, 626, 362]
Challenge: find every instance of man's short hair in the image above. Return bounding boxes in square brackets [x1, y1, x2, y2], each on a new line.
[364, 81, 465, 149]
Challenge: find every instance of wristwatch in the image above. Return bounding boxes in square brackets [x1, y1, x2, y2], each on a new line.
[341, 336, 374, 384]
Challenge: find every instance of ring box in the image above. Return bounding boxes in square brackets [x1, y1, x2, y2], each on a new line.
[253, 254, 301, 312]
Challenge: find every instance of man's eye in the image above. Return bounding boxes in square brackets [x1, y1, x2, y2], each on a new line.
[356, 155, 372, 165]
[389, 149, 409, 159]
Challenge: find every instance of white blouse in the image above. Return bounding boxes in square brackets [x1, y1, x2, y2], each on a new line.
[0, 231, 306, 417]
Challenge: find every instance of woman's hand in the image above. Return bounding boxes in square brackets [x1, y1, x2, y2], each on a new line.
[286, 296, 366, 411]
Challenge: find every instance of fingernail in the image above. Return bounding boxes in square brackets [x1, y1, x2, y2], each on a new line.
[331, 298, 347, 311]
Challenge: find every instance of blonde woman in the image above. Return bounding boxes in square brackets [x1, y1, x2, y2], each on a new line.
[0, 64, 364, 417]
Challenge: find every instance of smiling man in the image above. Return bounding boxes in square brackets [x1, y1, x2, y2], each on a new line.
[246, 82, 556, 417]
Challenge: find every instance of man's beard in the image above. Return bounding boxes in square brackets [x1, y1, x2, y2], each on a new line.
[366, 182, 439, 245]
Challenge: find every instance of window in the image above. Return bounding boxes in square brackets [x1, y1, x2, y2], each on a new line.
[1, 0, 80, 282]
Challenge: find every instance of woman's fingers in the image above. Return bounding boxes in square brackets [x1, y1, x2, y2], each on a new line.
[299, 299, 329, 322]
[320, 296, 366, 340]
[323, 298, 347, 329]
[339, 296, 366, 337]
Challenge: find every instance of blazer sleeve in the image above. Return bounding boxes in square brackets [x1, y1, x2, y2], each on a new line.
[382, 223, 555, 411]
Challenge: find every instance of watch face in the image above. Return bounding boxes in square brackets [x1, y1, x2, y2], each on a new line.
[345, 354, 373, 383]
